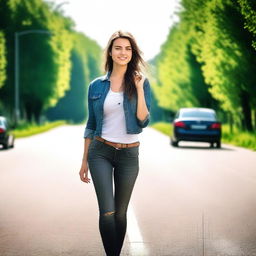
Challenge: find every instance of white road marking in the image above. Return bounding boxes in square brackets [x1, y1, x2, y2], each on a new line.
[127, 204, 149, 255]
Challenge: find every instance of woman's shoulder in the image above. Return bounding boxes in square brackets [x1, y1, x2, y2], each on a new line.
[90, 74, 106, 85]
[88, 74, 107, 90]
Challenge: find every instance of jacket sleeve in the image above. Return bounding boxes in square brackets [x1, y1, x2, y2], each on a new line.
[137, 78, 151, 128]
[83, 83, 96, 139]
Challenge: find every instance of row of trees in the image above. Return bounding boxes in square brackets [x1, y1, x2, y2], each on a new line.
[153, 0, 256, 131]
[0, 0, 102, 124]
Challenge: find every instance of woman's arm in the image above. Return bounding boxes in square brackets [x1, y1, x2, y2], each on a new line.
[135, 75, 151, 127]
[79, 136, 92, 183]
[137, 86, 149, 121]
[84, 83, 96, 139]
[80, 81, 97, 183]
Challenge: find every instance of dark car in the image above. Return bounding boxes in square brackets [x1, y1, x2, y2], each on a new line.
[171, 108, 221, 148]
[0, 116, 15, 149]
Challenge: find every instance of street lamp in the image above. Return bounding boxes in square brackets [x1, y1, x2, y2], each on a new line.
[54, 1, 69, 11]
[14, 29, 52, 125]
[44, 1, 69, 12]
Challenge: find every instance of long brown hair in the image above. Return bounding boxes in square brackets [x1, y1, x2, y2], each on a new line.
[104, 30, 147, 99]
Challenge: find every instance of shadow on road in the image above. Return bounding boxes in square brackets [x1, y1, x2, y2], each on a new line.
[0, 147, 14, 151]
[169, 143, 235, 151]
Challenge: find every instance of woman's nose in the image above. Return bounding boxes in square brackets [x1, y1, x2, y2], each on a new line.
[121, 49, 127, 54]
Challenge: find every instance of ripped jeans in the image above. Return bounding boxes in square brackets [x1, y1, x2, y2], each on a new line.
[87, 138, 139, 256]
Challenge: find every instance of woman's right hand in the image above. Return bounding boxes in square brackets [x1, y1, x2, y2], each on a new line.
[79, 161, 91, 183]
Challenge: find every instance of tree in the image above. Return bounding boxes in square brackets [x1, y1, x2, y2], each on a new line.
[181, 0, 256, 131]
[0, 0, 74, 123]
[238, 0, 256, 50]
[154, 20, 216, 114]
[46, 32, 102, 123]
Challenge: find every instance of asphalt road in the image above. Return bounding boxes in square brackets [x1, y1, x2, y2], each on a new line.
[0, 125, 256, 256]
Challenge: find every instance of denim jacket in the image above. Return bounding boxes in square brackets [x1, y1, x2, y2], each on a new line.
[83, 71, 151, 139]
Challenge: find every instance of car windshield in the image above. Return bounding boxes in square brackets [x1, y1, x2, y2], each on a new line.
[180, 110, 216, 120]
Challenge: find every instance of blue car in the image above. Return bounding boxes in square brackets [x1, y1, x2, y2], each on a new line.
[171, 108, 222, 148]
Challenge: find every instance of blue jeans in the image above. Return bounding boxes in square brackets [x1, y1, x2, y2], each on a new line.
[88, 138, 139, 256]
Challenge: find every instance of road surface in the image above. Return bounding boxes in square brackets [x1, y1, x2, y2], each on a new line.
[0, 125, 256, 256]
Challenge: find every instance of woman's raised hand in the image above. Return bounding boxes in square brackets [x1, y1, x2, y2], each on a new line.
[134, 71, 145, 90]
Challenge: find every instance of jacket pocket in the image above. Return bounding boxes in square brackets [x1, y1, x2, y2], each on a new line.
[90, 93, 102, 100]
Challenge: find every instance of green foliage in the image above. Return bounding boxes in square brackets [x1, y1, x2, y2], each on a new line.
[0, 31, 7, 88]
[15, 0, 74, 117]
[45, 6, 74, 107]
[45, 32, 102, 123]
[155, 15, 216, 113]
[222, 124, 256, 151]
[190, 0, 255, 130]
[0, 0, 101, 125]
[0, 0, 74, 122]
[150, 122, 173, 137]
[155, 24, 195, 111]
[238, 0, 256, 50]
[154, 0, 256, 132]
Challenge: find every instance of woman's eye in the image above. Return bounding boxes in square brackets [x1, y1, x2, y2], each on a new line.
[114, 47, 132, 50]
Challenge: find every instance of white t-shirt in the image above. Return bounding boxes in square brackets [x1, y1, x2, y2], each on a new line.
[101, 88, 139, 143]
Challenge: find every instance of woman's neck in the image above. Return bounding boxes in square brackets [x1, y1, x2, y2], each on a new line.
[110, 64, 127, 79]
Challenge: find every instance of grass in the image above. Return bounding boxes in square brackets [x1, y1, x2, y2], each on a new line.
[12, 120, 68, 138]
[221, 124, 256, 151]
[150, 122, 256, 151]
[150, 122, 173, 137]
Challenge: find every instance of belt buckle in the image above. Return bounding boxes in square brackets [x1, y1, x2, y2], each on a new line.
[115, 143, 122, 150]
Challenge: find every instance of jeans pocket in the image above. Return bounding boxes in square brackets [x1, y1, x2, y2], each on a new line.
[124, 146, 139, 157]
[89, 139, 104, 151]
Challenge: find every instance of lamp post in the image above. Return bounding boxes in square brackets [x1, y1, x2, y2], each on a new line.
[14, 30, 52, 125]
[44, 1, 69, 12]
[54, 1, 69, 11]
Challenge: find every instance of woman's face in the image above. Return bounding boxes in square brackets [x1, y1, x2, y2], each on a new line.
[110, 38, 132, 66]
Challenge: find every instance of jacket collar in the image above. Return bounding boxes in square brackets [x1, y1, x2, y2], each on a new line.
[101, 71, 111, 81]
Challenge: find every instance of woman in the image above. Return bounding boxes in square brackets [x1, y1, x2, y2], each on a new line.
[79, 30, 151, 256]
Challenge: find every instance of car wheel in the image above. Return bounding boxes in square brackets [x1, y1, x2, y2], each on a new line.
[171, 140, 178, 147]
[216, 140, 221, 148]
[3, 141, 8, 149]
[210, 142, 214, 148]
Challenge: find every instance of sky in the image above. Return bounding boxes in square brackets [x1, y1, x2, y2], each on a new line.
[49, 0, 180, 61]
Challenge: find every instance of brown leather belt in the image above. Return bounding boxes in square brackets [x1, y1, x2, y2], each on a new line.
[95, 136, 140, 149]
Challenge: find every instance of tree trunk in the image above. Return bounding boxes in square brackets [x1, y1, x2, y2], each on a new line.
[24, 102, 33, 123]
[34, 101, 42, 124]
[254, 109, 256, 131]
[240, 91, 253, 131]
[228, 112, 233, 134]
[25, 99, 42, 124]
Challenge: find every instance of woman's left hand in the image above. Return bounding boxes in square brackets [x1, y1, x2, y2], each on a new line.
[134, 71, 145, 90]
